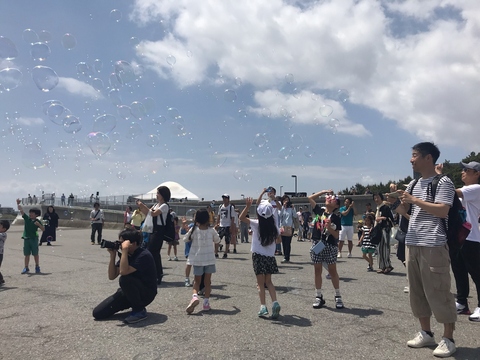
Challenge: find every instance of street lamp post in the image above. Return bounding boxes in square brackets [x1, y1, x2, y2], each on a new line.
[291, 175, 297, 195]
[280, 186, 283, 196]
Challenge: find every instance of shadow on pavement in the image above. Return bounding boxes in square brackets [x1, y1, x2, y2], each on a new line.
[269, 314, 312, 327]
[325, 306, 383, 318]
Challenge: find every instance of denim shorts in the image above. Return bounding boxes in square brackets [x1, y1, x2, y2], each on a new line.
[193, 264, 216, 276]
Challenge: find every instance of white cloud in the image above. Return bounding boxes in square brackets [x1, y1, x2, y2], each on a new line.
[17, 117, 44, 126]
[130, 0, 480, 148]
[57, 77, 103, 99]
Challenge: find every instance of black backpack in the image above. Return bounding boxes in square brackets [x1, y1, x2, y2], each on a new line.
[160, 205, 176, 243]
[410, 175, 471, 247]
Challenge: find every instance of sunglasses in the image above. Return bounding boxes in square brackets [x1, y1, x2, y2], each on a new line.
[462, 168, 478, 173]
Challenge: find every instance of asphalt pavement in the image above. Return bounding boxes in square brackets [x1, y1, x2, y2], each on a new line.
[0, 225, 478, 360]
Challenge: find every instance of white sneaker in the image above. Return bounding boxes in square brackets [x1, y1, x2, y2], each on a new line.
[469, 307, 480, 322]
[347, 253, 352, 258]
[432, 338, 456, 358]
[407, 330, 436, 348]
[404, 286, 409, 293]
[337, 252, 342, 258]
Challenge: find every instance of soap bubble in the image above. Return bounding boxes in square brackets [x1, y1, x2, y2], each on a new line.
[329, 118, 340, 128]
[63, 115, 82, 134]
[290, 133, 303, 150]
[31, 42, 50, 61]
[339, 145, 350, 156]
[254, 133, 267, 148]
[38, 30, 52, 43]
[210, 151, 227, 168]
[304, 145, 315, 158]
[42, 100, 62, 115]
[32, 65, 59, 91]
[114, 60, 135, 84]
[319, 105, 333, 117]
[224, 89, 237, 102]
[129, 37, 140, 46]
[170, 117, 186, 137]
[47, 103, 66, 125]
[76, 62, 94, 78]
[86, 132, 111, 156]
[22, 142, 47, 169]
[243, 173, 252, 182]
[61, 33, 77, 50]
[233, 170, 243, 180]
[0, 36, 18, 60]
[22, 29, 39, 44]
[285, 73, 294, 84]
[117, 105, 131, 120]
[109, 72, 121, 89]
[0, 68, 22, 91]
[186, 209, 196, 220]
[92, 78, 104, 91]
[153, 115, 167, 126]
[93, 59, 103, 72]
[278, 146, 293, 160]
[143, 97, 155, 114]
[130, 101, 146, 120]
[109, 89, 122, 106]
[146, 134, 159, 147]
[261, 108, 271, 118]
[93, 114, 116, 134]
[167, 107, 180, 120]
[166, 54, 176, 66]
[126, 122, 142, 139]
[110, 9, 122, 22]
[337, 89, 349, 102]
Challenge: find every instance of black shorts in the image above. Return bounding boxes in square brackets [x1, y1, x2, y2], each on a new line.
[218, 227, 231, 244]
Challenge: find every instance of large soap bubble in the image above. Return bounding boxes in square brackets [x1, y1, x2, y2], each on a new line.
[32, 65, 59, 91]
[0, 68, 22, 91]
[38, 30, 52, 43]
[86, 132, 111, 156]
[130, 101, 146, 120]
[63, 115, 82, 134]
[93, 114, 116, 134]
[47, 103, 66, 125]
[319, 104, 333, 117]
[114, 60, 135, 84]
[110, 9, 122, 22]
[42, 100, 62, 115]
[0, 36, 18, 60]
[31, 42, 51, 61]
[62, 33, 77, 50]
[22, 142, 48, 169]
[22, 29, 39, 44]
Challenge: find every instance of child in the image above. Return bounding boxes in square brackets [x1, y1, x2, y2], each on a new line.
[239, 196, 281, 319]
[307, 190, 344, 309]
[16, 199, 45, 274]
[360, 214, 376, 271]
[184, 209, 220, 313]
[167, 216, 180, 261]
[0, 220, 11, 285]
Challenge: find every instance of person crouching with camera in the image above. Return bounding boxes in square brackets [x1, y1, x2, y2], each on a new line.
[92, 229, 157, 324]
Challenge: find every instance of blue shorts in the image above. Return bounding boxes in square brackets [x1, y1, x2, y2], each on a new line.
[193, 264, 216, 276]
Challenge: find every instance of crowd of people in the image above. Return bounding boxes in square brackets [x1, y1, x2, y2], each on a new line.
[1, 142, 478, 358]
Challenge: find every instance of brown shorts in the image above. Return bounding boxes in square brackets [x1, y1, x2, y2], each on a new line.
[406, 245, 457, 324]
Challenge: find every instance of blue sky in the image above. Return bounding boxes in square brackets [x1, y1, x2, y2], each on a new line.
[0, 0, 477, 208]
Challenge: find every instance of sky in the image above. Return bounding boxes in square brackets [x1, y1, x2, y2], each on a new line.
[0, 0, 478, 208]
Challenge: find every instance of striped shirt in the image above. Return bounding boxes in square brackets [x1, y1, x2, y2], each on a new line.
[361, 225, 376, 250]
[405, 176, 454, 247]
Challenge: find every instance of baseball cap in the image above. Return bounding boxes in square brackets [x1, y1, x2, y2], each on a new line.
[221, 194, 230, 198]
[257, 200, 274, 219]
[461, 161, 480, 172]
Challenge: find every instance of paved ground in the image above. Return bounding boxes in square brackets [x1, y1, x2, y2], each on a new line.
[0, 226, 478, 360]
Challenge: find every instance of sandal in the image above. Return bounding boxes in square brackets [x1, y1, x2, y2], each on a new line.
[384, 267, 394, 274]
[376, 269, 385, 274]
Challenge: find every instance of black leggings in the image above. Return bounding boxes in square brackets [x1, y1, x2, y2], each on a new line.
[148, 231, 164, 282]
[92, 275, 156, 319]
[281, 235, 293, 261]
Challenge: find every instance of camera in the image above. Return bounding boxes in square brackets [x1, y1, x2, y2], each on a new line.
[100, 239, 121, 250]
[266, 187, 273, 193]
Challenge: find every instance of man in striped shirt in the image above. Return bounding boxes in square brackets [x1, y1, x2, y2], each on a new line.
[396, 142, 457, 358]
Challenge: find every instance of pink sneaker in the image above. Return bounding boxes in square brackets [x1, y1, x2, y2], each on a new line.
[203, 302, 211, 311]
[186, 296, 199, 314]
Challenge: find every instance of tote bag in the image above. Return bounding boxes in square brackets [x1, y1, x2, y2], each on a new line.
[142, 210, 154, 233]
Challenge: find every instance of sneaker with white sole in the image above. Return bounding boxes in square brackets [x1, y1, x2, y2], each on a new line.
[335, 295, 344, 309]
[326, 273, 331, 279]
[186, 296, 199, 314]
[455, 301, 471, 315]
[407, 330, 436, 348]
[432, 337, 456, 358]
[271, 301, 281, 319]
[404, 286, 409, 293]
[469, 307, 480, 322]
[347, 253, 352, 258]
[313, 296, 325, 309]
[184, 278, 191, 287]
[258, 305, 268, 317]
[337, 252, 342, 258]
[203, 300, 211, 311]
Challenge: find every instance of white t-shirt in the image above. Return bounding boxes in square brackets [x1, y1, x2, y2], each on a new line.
[460, 184, 480, 243]
[218, 203, 234, 227]
[152, 203, 169, 225]
[249, 219, 276, 257]
[0, 232, 6, 255]
[90, 209, 104, 224]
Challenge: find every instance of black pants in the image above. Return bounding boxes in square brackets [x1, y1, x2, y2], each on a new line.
[281, 235, 293, 261]
[303, 225, 309, 240]
[92, 275, 156, 319]
[0, 254, 3, 283]
[91, 223, 103, 243]
[450, 240, 480, 308]
[148, 231, 164, 282]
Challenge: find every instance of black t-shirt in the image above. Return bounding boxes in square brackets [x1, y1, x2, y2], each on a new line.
[116, 247, 157, 294]
[311, 204, 341, 245]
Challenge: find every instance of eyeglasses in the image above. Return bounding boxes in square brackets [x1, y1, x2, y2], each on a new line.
[462, 168, 478, 173]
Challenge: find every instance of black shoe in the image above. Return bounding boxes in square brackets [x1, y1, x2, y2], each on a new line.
[233, 249, 237, 254]
[47, 242, 51, 246]
[222, 254, 227, 259]
[313, 296, 326, 309]
[215, 253, 219, 258]
[39, 242, 42, 246]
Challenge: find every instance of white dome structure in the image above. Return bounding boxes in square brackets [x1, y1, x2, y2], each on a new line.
[134, 181, 200, 201]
